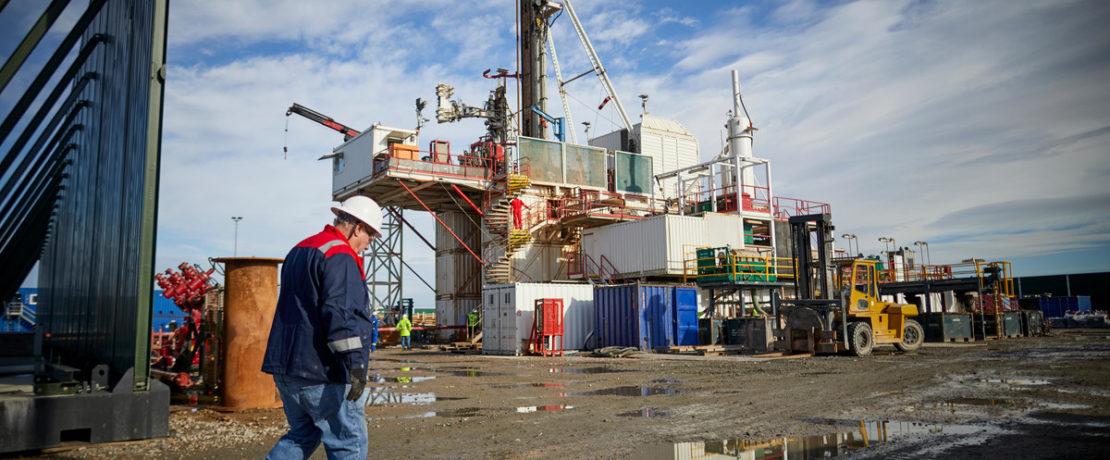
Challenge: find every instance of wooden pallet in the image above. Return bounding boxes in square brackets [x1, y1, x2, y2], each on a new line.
[440, 342, 482, 353]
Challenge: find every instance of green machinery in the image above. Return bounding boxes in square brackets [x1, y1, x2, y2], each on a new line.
[695, 247, 777, 284]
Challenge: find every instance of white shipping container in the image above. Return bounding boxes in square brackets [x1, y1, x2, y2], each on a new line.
[581, 213, 745, 277]
[330, 124, 418, 200]
[481, 283, 594, 356]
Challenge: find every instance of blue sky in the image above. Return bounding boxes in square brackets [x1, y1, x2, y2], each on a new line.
[3, 0, 1109, 309]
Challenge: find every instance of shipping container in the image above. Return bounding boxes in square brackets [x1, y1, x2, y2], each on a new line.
[481, 283, 594, 355]
[594, 284, 698, 350]
[1018, 296, 1093, 319]
[581, 213, 746, 278]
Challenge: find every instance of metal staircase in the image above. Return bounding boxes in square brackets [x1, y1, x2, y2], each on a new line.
[485, 174, 532, 284]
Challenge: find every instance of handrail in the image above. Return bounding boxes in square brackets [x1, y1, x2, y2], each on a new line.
[598, 254, 624, 284]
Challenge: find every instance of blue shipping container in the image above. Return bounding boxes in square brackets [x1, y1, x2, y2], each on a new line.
[594, 284, 698, 350]
[1077, 296, 1092, 312]
[1034, 296, 1094, 318]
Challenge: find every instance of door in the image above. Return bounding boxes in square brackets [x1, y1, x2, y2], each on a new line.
[673, 288, 698, 346]
[501, 287, 519, 355]
[483, 288, 501, 354]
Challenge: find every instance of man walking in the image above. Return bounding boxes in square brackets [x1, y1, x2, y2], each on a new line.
[396, 314, 413, 350]
[262, 196, 382, 460]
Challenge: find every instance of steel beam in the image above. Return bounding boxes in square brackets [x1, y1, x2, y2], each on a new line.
[0, 0, 70, 95]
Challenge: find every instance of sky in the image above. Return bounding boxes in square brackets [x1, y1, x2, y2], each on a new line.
[3, 0, 1109, 308]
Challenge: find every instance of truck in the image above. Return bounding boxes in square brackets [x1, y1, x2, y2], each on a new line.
[772, 214, 923, 356]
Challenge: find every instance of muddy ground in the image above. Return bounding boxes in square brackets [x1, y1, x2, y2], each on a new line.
[33, 329, 1110, 459]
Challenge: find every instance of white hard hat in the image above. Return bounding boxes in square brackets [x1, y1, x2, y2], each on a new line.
[331, 195, 383, 235]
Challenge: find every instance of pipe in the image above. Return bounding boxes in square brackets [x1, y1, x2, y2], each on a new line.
[212, 257, 284, 410]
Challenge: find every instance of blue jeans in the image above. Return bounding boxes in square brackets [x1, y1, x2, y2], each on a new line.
[267, 374, 369, 460]
[401, 335, 411, 350]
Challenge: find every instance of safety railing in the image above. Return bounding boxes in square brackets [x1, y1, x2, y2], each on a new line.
[772, 196, 831, 219]
[372, 143, 494, 181]
[566, 251, 620, 284]
[682, 247, 793, 284]
[555, 188, 663, 221]
[875, 263, 955, 283]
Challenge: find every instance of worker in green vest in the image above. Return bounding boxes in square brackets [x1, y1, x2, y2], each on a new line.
[397, 315, 413, 350]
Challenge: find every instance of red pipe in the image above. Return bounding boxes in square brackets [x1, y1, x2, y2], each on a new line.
[451, 184, 484, 217]
[397, 179, 485, 266]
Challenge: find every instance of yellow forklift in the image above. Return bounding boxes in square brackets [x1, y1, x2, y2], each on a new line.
[772, 214, 923, 356]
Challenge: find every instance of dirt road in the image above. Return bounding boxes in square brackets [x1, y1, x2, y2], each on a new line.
[45, 329, 1110, 459]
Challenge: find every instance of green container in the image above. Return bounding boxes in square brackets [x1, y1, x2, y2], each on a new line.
[920, 313, 973, 342]
[696, 247, 721, 274]
[1003, 312, 1022, 337]
[744, 222, 754, 245]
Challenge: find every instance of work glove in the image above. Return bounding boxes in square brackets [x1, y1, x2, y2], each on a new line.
[346, 368, 367, 401]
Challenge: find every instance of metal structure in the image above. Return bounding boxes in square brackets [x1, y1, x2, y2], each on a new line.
[0, 0, 170, 452]
[561, 0, 637, 150]
[367, 209, 404, 316]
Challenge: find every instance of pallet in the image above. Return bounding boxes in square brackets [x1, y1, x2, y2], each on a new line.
[440, 342, 482, 353]
[664, 345, 745, 356]
[752, 352, 813, 359]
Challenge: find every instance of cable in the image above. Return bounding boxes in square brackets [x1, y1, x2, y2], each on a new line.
[283, 115, 290, 160]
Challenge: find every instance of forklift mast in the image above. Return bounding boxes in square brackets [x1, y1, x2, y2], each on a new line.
[787, 213, 836, 300]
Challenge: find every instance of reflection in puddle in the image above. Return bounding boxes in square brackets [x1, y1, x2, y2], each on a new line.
[366, 390, 437, 406]
[548, 367, 626, 374]
[986, 378, 1051, 386]
[490, 382, 569, 389]
[636, 420, 1009, 459]
[516, 404, 574, 413]
[619, 407, 670, 418]
[568, 386, 686, 397]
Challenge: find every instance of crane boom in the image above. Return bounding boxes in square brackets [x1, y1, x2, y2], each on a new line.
[285, 102, 360, 141]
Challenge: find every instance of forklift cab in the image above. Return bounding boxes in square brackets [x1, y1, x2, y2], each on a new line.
[836, 259, 877, 313]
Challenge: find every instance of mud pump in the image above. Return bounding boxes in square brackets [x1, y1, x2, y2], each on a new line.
[772, 214, 923, 356]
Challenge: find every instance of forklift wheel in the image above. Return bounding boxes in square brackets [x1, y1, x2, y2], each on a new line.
[848, 322, 873, 357]
[896, 319, 924, 352]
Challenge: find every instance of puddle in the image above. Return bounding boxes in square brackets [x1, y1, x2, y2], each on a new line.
[516, 404, 574, 413]
[619, 407, 671, 418]
[548, 367, 627, 374]
[368, 407, 483, 421]
[388, 375, 436, 383]
[567, 386, 686, 397]
[1038, 402, 1093, 411]
[638, 420, 1009, 459]
[651, 379, 683, 384]
[947, 397, 1012, 406]
[365, 391, 464, 406]
[366, 390, 437, 406]
[985, 378, 1051, 386]
[490, 382, 568, 389]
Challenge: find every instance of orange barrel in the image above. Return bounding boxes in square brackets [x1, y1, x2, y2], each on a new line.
[212, 257, 284, 410]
